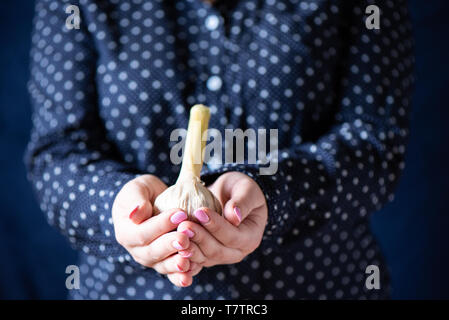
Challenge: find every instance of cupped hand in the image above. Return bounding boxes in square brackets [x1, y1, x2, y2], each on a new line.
[177, 171, 268, 267]
[112, 174, 201, 287]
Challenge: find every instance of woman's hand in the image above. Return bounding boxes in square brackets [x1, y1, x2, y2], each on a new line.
[112, 174, 201, 287]
[177, 171, 268, 267]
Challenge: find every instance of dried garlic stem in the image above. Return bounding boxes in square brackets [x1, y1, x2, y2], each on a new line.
[153, 104, 222, 221]
[178, 104, 211, 180]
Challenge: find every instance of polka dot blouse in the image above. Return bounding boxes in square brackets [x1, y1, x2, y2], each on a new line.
[25, 0, 415, 299]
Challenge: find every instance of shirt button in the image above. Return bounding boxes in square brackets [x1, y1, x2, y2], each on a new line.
[207, 75, 222, 91]
[205, 15, 220, 31]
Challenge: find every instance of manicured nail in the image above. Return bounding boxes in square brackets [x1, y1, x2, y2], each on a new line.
[194, 209, 209, 224]
[129, 205, 140, 220]
[181, 229, 195, 238]
[179, 250, 193, 258]
[234, 206, 242, 222]
[170, 211, 187, 224]
[176, 264, 184, 272]
[172, 240, 184, 250]
[180, 280, 187, 286]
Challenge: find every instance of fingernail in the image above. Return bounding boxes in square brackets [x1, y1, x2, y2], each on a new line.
[179, 250, 193, 258]
[181, 229, 195, 238]
[129, 205, 140, 220]
[234, 206, 242, 222]
[172, 240, 184, 250]
[170, 211, 187, 224]
[194, 209, 209, 224]
[176, 264, 184, 272]
[180, 280, 187, 286]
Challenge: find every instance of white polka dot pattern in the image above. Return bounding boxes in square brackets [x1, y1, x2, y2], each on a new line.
[26, 0, 414, 300]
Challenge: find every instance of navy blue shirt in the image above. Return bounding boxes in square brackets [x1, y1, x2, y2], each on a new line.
[26, 0, 414, 299]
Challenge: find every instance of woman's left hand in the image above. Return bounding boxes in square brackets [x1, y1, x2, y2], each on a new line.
[176, 172, 268, 268]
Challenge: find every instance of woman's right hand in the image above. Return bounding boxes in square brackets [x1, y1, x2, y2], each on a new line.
[111, 174, 202, 287]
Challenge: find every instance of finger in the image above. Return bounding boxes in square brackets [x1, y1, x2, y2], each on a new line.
[113, 204, 153, 247]
[191, 207, 243, 248]
[128, 201, 152, 225]
[178, 242, 206, 265]
[117, 208, 187, 247]
[134, 174, 168, 203]
[166, 262, 203, 287]
[222, 178, 266, 226]
[177, 220, 242, 265]
[113, 184, 153, 224]
[129, 208, 188, 246]
[131, 231, 190, 266]
[235, 205, 267, 255]
[152, 254, 190, 274]
[113, 174, 168, 222]
[167, 273, 193, 288]
[186, 262, 203, 277]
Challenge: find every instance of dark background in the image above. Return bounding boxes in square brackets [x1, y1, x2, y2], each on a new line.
[0, 0, 448, 299]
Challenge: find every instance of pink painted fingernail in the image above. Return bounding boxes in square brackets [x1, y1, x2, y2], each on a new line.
[129, 205, 140, 220]
[234, 206, 242, 222]
[172, 241, 184, 250]
[179, 250, 193, 258]
[176, 264, 184, 272]
[181, 229, 195, 238]
[170, 211, 187, 224]
[194, 209, 209, 224]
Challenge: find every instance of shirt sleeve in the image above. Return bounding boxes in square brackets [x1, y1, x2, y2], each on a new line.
[25, 0, 142, 264]
[202, 0, 415, 246]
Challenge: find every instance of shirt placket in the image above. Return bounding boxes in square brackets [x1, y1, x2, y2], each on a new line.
[198, 7, 226, 121]
[191, 3, 229, 174]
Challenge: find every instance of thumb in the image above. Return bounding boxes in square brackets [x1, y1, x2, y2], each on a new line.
[129, 200, 153, 225]
[126, 174, 168, 224]
[222, 179, 258, 227]
[114, 176, 157, 225]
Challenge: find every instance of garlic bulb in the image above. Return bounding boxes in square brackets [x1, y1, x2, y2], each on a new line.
[153, 104, 222, 221]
